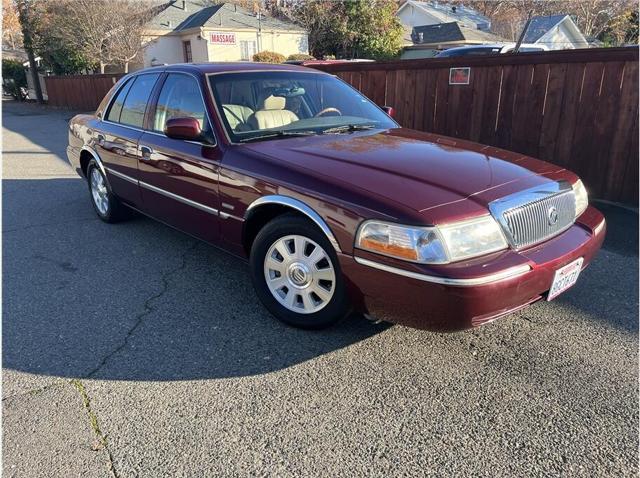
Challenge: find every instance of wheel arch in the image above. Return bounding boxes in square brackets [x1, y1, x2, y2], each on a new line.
[80, 146, 107, 178]
[243, 195, 342, 255]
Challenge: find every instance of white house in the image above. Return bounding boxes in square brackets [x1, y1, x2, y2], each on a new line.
[523, 14, 589, 50]
[397, 1, 491, 30]
[139, 0, 308, 68]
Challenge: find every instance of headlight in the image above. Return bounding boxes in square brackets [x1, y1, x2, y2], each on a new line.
[573, 179, 588, 218]
[356, 216, 508, 264]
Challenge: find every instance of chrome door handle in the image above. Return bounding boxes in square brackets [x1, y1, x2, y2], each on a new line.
[140, 145, 153, 160]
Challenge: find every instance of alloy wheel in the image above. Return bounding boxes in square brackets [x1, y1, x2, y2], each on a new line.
[90, 167, 109, 215]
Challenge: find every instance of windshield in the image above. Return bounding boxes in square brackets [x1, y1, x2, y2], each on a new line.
[208, 71, 397, 142]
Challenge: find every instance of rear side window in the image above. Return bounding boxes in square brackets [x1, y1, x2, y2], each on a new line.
[105, 78, 133, 123]
[119, 73, 160, 128]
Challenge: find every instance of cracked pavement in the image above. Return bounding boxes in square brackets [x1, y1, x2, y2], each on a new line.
[3, 99, 638, 477]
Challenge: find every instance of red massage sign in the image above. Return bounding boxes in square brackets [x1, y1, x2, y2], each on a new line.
[210, 32, 236, 45]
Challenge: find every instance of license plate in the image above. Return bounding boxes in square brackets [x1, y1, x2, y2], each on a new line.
[547, 257, 584, 301]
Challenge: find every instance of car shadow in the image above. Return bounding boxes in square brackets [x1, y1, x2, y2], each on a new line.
[2, 177, 389, 381]
[553, 202, 638, 334]
[3, 100, 636, 384]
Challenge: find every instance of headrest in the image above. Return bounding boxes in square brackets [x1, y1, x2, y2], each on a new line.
[262, 95, 286, 110]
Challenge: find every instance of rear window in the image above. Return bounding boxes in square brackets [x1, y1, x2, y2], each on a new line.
[105, 78, 133, 123]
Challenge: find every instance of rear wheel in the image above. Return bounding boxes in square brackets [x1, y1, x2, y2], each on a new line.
[87, 161, 128, 223]
[250, 214, 350, 329]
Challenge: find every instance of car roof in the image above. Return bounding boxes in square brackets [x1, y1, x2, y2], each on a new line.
[138, 62, 324, 75]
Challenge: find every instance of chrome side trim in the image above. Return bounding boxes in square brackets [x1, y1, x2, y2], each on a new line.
[245, 195, 342, 253]
[80, 146, 107, 176]
[219, 211, 244, 221]
[139, 180, 219, 216]
[105, 167, 138, 185]
[353, 257, 532, 287]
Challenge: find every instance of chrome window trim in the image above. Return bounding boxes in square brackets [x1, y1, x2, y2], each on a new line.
[489, 180, 574, 249]
[245, 195, 342, 253]
[354, 256, 532, 287]
[102, 70, 217, 148]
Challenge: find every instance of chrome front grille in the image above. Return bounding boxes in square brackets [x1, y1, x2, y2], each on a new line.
[489, 182, 576, 249]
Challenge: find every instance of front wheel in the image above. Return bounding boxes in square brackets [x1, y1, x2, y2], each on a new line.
[250, 214, 350, 329]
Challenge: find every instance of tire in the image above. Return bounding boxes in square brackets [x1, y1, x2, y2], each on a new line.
[86, 160, 129, 223]
[250, 214, 350, 329]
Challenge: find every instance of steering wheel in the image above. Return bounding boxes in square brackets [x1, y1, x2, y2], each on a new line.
[315, 107, 342, 117]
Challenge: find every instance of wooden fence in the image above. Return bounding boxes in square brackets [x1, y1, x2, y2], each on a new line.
[44, 74, 124, 111]
[313, 48, 638, 204]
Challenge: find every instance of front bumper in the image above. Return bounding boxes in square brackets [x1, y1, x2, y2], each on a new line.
[340, 206, 606, 331]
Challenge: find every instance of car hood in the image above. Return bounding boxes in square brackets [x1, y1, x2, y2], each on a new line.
[242, 128, 565, 222]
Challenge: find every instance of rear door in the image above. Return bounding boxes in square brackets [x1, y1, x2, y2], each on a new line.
[98, 73, 160, 206]
[137, 72, 222, 243]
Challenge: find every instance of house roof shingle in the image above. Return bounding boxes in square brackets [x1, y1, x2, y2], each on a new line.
[411, 22, 504, 44]
[148, 0, 304, 33]
[408, 1, 491, 30]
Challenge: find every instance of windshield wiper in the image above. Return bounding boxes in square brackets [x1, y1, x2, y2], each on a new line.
[321, 124, 377, 134]
[238, 130, 317, 143]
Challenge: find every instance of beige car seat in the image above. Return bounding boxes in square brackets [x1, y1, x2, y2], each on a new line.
[222, 104, 254, 130]
[249, 95, 299, 130]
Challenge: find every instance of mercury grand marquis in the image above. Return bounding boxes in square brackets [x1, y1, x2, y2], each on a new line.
[67, 62, 606, 331]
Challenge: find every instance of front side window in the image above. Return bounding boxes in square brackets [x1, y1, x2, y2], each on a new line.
[153, 73, 210, 135]
[118, 73, 160, 128]
[208, 71, 397, 142]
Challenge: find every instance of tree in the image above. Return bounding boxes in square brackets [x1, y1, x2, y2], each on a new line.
[3, 0, 22, 48]
[471, 0, 637, 45]
[600, 8, 639, 45]
[31, 0, 95, 74]
[48, 0, 158, 73]
[16, 0, 43, 102]
[106, 0, 159, 72]
[342, 0, 405, 59]
[293, 0, 404, 60]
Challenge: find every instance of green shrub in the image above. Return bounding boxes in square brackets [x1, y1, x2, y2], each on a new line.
[286, 53, 315, 61]
[2, 59, 28, 101]
[252, 51, 286, 63]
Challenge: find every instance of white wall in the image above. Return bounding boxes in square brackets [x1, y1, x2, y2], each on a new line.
[181, 33, 209, 62]
[205, 29, 308, 61]
[397, 4, 440, 28]
[142, 34, 183, 66]
[537, 24, 586, 50]
[141, 29, 309, 65]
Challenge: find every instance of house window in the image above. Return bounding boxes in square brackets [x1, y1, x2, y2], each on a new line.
[240, 40, 257, 61]
[183, 41, 192, 62]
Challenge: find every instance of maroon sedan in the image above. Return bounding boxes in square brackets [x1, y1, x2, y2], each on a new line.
[66, 63, 605, 331]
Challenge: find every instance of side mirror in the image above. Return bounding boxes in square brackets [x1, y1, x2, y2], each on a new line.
[382, 106, 395, 118]
[164, 117, 202, 141]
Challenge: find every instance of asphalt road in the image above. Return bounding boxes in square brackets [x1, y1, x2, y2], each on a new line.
[2, 99, 638, 477]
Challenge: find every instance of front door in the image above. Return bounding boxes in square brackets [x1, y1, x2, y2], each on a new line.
[137, 72, 222, 243]
[98, 73, 161, 206]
